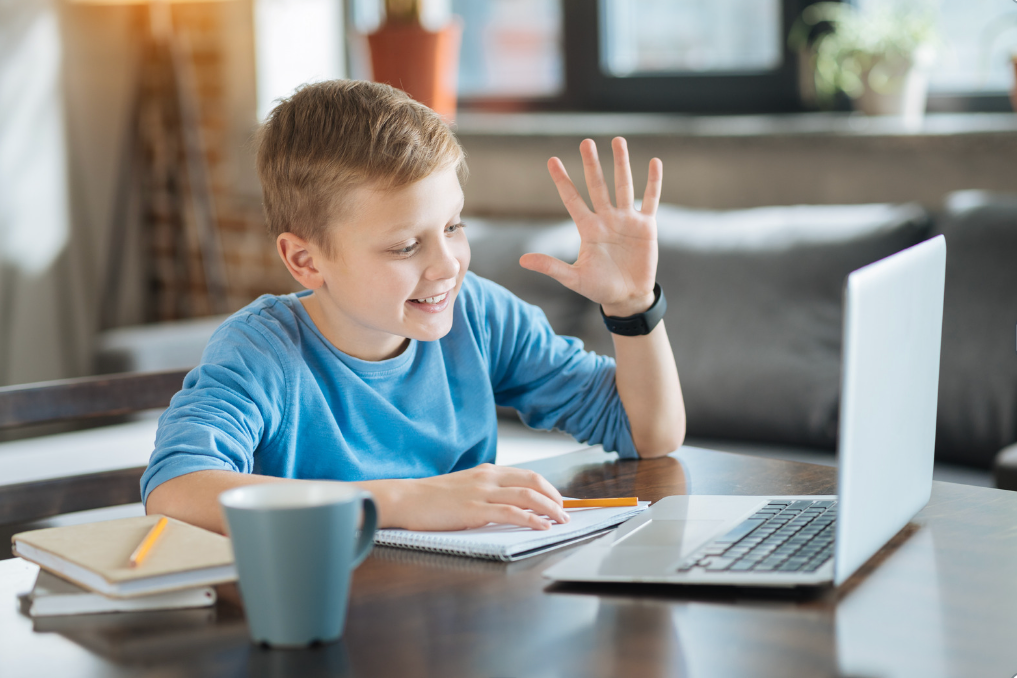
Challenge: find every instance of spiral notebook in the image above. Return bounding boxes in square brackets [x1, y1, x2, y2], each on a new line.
[373, 502, 649, 562]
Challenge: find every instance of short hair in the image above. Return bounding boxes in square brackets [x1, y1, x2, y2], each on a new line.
[255, 80, 467, 257]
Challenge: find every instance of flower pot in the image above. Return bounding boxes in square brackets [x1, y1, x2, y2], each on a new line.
[852, 46, 933, 129]
[367, 19, 462, 121]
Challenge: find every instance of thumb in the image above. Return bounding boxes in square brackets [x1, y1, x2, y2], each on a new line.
[519, 253, 579, 291]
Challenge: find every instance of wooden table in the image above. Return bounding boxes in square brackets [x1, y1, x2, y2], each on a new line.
[2, 446, 1017, 678]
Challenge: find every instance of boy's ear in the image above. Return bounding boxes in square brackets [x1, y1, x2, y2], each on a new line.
[276, 233, 324, 290]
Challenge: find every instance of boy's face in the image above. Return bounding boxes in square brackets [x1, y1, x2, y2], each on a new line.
[307, 165, 470, 359]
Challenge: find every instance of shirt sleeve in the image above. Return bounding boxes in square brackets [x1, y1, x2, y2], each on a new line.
[471, 275, 638, 459]
[139, 318, 291, 504]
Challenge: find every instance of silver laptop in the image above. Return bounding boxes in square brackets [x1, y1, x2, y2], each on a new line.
[544, 235, 946, 588]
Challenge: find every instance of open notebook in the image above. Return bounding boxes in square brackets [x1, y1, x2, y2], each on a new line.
[374, 502, 649, 561]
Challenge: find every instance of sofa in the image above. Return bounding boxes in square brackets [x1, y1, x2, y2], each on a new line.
[466, 190, 1017, 477]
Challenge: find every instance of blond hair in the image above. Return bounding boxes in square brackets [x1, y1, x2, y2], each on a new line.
[256, 80, 467, 257]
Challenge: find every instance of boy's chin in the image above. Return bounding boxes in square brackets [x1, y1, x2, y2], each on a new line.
[406, 319, 454, 343]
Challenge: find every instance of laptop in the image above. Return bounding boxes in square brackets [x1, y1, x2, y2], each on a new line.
[544, 235, 946, 588]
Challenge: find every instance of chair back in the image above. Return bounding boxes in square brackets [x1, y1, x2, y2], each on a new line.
[0, 369, 188, 525]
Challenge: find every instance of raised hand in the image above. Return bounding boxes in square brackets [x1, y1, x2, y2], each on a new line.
[520, 137, 662, 317]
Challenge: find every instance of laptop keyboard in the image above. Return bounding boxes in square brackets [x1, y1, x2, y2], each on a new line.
[677, 500, 836, 574]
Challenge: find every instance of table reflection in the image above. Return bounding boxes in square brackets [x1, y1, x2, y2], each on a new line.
[836, 527, 947, 678]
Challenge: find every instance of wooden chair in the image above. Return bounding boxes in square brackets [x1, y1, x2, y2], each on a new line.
[0, 369, 189, 525]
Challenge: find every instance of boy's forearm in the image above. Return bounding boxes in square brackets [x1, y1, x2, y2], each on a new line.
[612, 321, 686, 458]
[144, 470, 297, 534]
[145, 469, 415, 533]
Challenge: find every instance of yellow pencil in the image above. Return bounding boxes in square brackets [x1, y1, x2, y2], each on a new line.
[563, 497, 638, 509]
[128, 516, 168, 568]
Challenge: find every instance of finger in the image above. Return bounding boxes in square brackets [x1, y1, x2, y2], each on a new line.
[547, 157, 592, 223]
[519, 253, 579, 292]
[641, 157, 663, 216]
[489, 487, 569, 524]
[612, 137, 634, 209]
[488, 466, 565, 506]
[579, 139, 613, 213]
[487, 504, 553, 531]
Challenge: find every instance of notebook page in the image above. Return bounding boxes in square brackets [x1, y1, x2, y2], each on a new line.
[374, 502, 649, 561]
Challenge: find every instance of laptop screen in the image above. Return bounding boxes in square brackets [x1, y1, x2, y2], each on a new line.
[834, 235, 945, 585]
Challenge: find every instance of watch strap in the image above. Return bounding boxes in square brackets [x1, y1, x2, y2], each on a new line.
[600, 283, 666, 336]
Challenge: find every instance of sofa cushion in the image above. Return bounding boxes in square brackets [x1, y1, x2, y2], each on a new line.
[932, 191, 1017, 467]
[469, 203, 931, 450]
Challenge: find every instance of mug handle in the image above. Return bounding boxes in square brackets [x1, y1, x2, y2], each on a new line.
[351, 493, 378, 568]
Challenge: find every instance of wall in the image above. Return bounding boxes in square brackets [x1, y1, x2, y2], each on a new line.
[0, 0, 296, 386]
[454, 113, 1017, 217]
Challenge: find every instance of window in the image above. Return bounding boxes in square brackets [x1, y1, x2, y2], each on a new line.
[857, 0, 1017, 97]
[600, 0, 784, 77]
[354, 0, 1011, 114]
[454, 0, 563, 98]
[561, 0, 804, 113]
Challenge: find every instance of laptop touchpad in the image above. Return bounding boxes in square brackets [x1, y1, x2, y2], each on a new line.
[615, 519, 724, 551]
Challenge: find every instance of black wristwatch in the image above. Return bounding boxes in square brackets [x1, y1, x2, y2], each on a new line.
[600, 283, 667, 336]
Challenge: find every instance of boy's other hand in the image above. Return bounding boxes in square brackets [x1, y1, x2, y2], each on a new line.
[385, 464, 569, 531]
[520, 137, 662, 317]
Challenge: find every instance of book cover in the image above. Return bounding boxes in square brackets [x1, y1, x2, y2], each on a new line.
[21, 570, 216, 617]
[12, 515, 236, 598]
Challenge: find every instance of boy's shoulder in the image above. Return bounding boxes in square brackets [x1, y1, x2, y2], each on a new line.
[204, 292, 309, 359]
[459, 271, 523, 311]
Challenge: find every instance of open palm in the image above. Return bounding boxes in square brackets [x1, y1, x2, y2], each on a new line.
[520, 137, 662, 316]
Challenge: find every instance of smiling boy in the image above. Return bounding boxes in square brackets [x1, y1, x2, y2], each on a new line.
[142, 80, 686, 534]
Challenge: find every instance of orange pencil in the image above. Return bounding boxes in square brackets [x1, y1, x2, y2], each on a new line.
[563, 497, 638, 509]
[128, 516, 168, 568]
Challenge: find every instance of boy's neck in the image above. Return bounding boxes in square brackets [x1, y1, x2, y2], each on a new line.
[299, 293, 410, 362]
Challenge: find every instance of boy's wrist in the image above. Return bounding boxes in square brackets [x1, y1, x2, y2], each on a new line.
[601, 290, 657, 319]
[353, 478, 412, 529]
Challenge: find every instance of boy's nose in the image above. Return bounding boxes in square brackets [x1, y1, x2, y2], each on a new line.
[425, 242, 461, 280]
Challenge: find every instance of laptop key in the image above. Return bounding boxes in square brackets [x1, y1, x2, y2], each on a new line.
[704, 558, 736, 571]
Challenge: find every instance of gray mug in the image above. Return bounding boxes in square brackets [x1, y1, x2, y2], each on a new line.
[219, 482, 377, 648]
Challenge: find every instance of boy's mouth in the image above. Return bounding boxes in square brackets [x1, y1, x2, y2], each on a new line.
[409, 291, 449, 305]
[406, 290, 453, 314]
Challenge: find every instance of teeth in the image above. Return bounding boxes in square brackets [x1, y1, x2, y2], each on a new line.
[413, 292, 447, 304]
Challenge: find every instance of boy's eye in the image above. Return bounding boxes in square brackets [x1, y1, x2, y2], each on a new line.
[393, 242, 418, 255]
[446, 221, 466, 235]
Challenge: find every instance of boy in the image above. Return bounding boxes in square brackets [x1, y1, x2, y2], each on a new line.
[142, 80, 685, 534]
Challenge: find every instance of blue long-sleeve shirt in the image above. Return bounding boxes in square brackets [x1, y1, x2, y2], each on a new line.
[140, 272, 636, 504]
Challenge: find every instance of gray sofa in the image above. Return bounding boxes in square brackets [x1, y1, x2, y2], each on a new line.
[467, 191, 1017, 476]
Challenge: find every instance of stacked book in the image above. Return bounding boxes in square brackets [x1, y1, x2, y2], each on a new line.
[11, 515, 236, 617]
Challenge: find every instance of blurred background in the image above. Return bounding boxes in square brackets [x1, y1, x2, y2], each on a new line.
[1, 0, 1014, 385]
[1, 0, 1016, 483]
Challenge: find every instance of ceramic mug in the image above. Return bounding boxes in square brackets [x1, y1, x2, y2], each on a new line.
[219, 482, 377, 648]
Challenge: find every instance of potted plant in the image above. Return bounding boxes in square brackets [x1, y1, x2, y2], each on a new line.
[790, 2, 939, 125]
[367, 0, 462, 121]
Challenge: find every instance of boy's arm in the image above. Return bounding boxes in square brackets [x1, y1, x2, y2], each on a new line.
[520, 137, 685, 458]
[145, 465, 570, 534]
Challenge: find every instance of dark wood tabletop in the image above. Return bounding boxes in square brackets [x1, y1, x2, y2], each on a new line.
[2, 445, 1017, 678]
